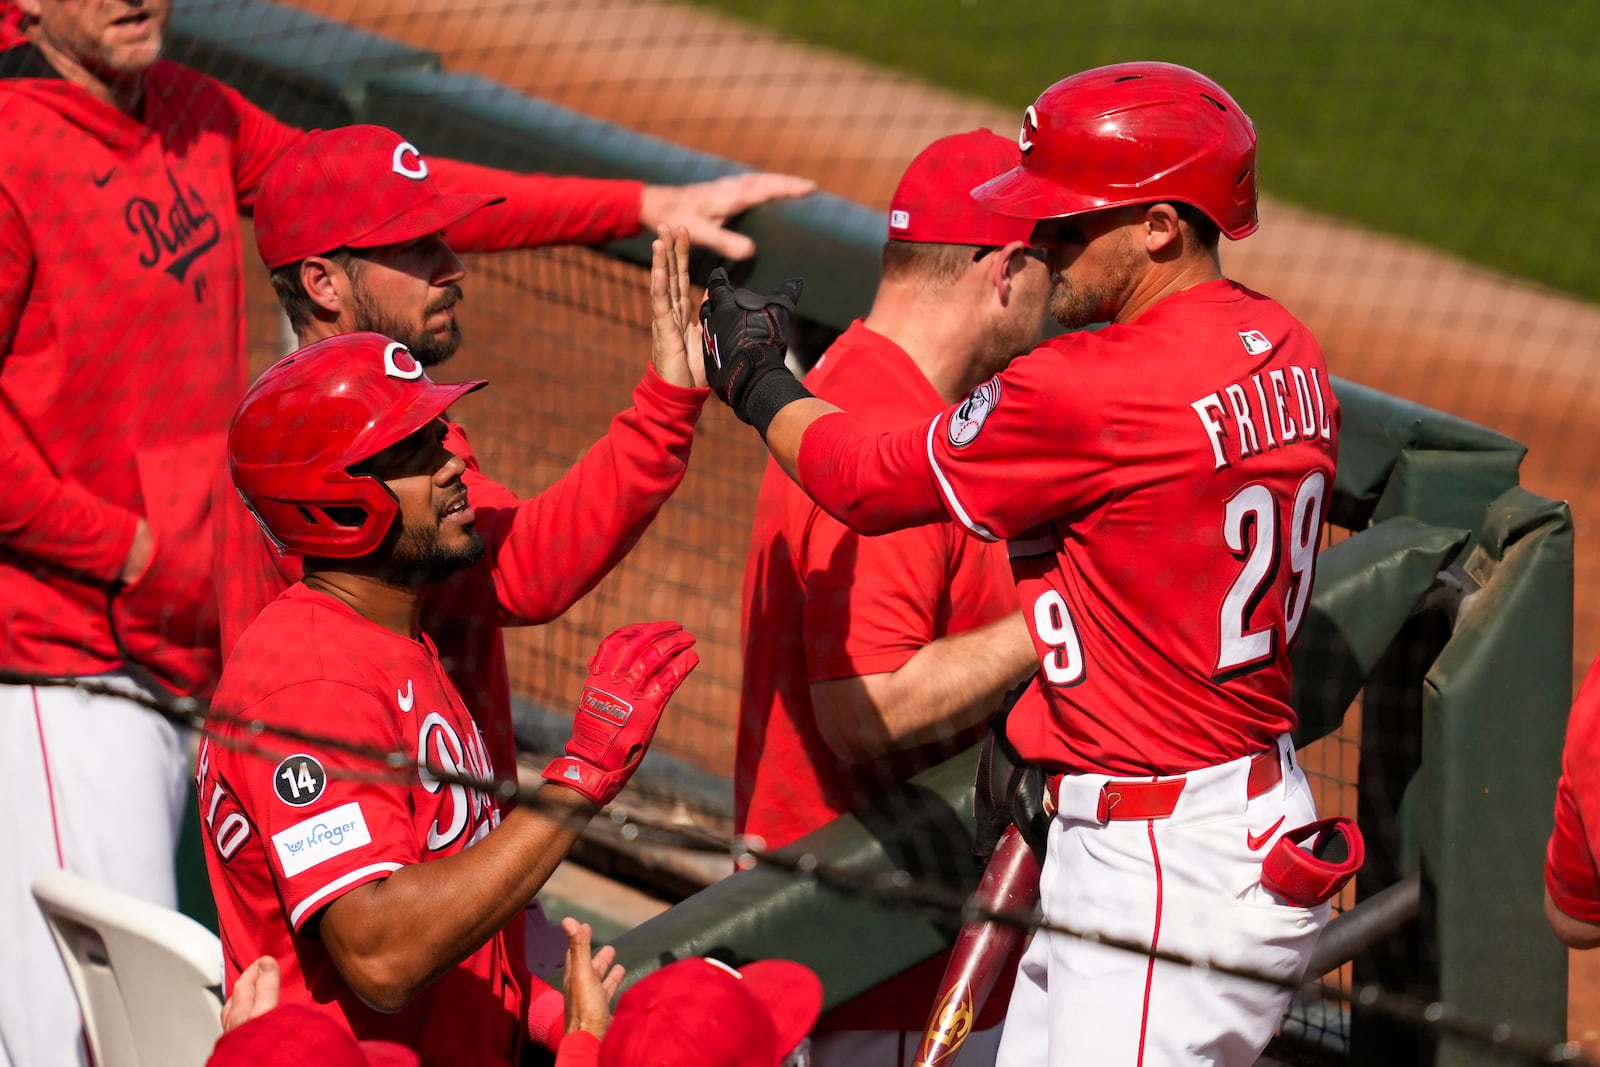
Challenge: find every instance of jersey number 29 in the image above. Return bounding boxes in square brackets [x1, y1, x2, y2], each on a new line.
[1029, 471, 1327, 685]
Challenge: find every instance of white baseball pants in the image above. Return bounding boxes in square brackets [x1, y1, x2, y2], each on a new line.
[0, 674, 188, 1067]
[996, 735, 1330, 1066]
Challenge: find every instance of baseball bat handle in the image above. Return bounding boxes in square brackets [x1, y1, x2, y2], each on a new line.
[912, 825, 1043, 1067]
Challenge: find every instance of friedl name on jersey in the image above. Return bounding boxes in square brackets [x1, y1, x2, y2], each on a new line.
[1189, 364, 1334, 472]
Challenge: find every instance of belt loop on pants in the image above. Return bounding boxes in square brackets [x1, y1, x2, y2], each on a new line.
[1047, 747, 1284, 823]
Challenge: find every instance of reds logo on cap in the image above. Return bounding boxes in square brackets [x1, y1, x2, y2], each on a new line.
[391, 141, 429, 180]
[383, 341, 424, 381]
[253, 125, 504, 270]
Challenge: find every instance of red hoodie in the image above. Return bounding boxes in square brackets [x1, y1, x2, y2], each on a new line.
[0, 7, 642, 697]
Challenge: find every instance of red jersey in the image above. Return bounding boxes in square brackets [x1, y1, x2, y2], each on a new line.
[797, 280, 1339, 776]
[198, 584, 519, 1066]
[0, 47, 298, 695]
[737, 321, 1016, 846]
[739, 322, 1018, 1033]
[215, 367, 709, 781]
[1547, 653, 1600, 922]
[0, 17, 642, 697]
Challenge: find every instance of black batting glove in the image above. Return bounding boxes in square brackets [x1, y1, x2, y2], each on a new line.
[699, 268, 811, 436]
[973, 681, 1052, 865]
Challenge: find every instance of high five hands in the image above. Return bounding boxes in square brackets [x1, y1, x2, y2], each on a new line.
[649, 224, 809, 435]
[649, 225, 705, 389]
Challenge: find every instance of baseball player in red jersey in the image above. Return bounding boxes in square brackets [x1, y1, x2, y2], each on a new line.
[1545, 653, 1600, 948]
[688, 62, 1342, 1065]
[0, 2, 807, 1060]
[209, 126, 715, 1040]
[200, 327, 699, 1066]
[737, 130, 1046, 1065]
[215, 123, 712, 810]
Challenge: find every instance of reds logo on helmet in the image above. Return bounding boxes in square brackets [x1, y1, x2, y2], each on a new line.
[227, 332, 486, 559]
[1018, 105, 1039, 155]
[975, 62, 1260, 240]
[383, 341, 424, 381]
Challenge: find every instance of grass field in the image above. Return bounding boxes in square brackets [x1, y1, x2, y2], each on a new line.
[693, 0, 1599, 303]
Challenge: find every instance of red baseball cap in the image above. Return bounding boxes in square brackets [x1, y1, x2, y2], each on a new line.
[254, 125, 504, 269]
[599, 957, 823, 1067]
[886, 129, 1035, 247]
[206, 1005, 419, 1067]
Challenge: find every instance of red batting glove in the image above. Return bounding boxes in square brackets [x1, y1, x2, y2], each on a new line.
[543, 621, 699, 808]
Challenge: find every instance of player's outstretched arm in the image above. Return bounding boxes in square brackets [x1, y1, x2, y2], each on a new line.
[317, 623, 697, 1013]
[695, 265, 836, 470]
[650, 225, 704, 389]
[463, 227, 706, 627]
[696, 270, 948, 533]
[640, 172, 817, 261]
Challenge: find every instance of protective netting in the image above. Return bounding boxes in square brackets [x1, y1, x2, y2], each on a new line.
[31, 669, 1580, 1067]
[253, 0, 1600, 698]
[244, 236, 768, 780]
[6, 0, 1590, 1061]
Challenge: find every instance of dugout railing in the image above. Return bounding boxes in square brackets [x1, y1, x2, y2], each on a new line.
[163, 4, 1574, 1063]
[598, 392, 1572, 1067]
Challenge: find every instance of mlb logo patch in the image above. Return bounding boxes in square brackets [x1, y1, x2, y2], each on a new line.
[1239, 330, 1273, 356]
[890, 209, 911, 230]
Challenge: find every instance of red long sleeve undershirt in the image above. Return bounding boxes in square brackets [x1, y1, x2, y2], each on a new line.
[794, 409, 948, 535]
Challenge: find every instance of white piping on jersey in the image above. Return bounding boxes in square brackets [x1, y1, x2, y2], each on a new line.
[925, 415, 1000, 542]
[290, 862, 404, 929]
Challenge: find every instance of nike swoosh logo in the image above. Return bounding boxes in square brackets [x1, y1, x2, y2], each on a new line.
[1247, 816, 1286, 851]
[397, 680, 414, 713]
[92, 168, 116, 187]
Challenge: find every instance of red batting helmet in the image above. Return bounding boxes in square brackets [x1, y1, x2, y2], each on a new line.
[228, 332, 485, 558]
[973, 62, 1259, 239]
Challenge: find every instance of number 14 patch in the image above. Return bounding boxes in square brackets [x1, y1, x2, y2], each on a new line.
[274, 753, 328, 807]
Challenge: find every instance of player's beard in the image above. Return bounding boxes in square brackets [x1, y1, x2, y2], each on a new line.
[380, 517, 485, 586]
[350, 284, 464, 367]
[1049, 235, 1139, 331]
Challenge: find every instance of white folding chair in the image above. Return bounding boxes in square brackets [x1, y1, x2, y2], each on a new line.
[32, 869, 224, 1067]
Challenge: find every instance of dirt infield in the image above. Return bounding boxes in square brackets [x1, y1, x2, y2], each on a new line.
[257, 0, 1600, 1045]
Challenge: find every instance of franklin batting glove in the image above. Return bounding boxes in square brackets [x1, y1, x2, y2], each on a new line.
[543, 621, 699, 808]
[699, 267, 811, 436]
